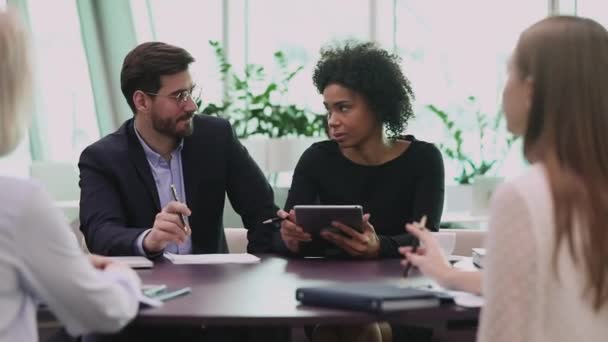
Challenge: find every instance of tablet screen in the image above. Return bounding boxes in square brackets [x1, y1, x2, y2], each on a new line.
[294, 205, 363, 236]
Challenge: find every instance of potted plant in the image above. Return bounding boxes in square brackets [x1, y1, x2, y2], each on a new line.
[427, 96, 516, 214]
[196, 41, 326, 174]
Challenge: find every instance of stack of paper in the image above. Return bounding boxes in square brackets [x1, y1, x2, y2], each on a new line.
[444, 289, 484, 308]
[163, 253, 260, 264]
[472, 248, 486, 269]
[109, 256, 153, 269]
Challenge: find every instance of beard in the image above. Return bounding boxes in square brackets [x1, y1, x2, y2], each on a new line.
[151, 111, 194, 138]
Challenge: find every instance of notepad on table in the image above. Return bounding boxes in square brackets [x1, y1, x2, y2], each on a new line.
[163, 253, 260, 264]
[109, 256, 153, 269]
[296, 282, 440, 313]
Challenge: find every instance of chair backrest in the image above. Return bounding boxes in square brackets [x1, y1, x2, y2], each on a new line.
[69, 218, 88, 253]
[224, 227, 248, 253]
[29, 161, 79, 201]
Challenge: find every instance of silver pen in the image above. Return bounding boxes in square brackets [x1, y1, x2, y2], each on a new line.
[170, 184, 190, 234]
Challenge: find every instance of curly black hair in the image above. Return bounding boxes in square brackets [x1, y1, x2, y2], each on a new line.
[312, 41, 415, 137]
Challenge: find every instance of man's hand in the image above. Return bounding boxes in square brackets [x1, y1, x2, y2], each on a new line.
[143, 201, 191, 253]
[278, 209, 311, 253]
[321, 213, 380, 258]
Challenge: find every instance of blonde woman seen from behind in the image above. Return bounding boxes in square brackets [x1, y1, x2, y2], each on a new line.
[0, 9, 141, 342]
[401, 16, 608, 342]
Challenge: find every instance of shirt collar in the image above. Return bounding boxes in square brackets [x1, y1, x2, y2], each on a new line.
[134, 125, 184, 166]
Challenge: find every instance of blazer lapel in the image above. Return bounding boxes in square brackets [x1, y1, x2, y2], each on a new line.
[181, 136, 200, 213]
[126, 121, 161, 211]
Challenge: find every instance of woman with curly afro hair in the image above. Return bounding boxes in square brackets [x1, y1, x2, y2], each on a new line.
[273, 41, 444, 266]
[271, 41, 443, 342]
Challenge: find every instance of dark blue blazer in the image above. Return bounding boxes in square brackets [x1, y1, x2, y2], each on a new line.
[78, 115, 278, 256]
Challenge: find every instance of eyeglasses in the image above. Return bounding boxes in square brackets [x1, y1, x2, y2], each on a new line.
[144, 86, 199, 105]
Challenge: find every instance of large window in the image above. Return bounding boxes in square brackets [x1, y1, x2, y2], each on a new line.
[26, 0, 99, 162]
[130, 0, 548, 181]
[4, 0, 564, 181]
[247, 0, 371, 113]
[133, 0, 224, 104]
[389, 0, 546, 182]
[576, 0, 608, 27]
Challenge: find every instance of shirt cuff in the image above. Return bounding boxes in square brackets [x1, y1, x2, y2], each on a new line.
[134, 229, 162, 257]
[377, 235, 400, 258]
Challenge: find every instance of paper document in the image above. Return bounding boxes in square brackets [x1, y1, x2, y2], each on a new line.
[109, 256, 153, 269]
[419, 285, 484, 308]
[164, 253, 261, 264]
[441, 289, 484, 307]
[452, 257, 478, 271]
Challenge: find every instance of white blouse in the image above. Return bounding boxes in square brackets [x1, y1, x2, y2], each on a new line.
[478, 164, 608, 342]
[0, 177, 140, 342]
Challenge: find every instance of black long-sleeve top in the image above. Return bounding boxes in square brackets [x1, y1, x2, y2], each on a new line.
[274, 135, 444, 258]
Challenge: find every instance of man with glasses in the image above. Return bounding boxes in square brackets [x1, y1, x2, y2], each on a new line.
[78, 42, 278, 260]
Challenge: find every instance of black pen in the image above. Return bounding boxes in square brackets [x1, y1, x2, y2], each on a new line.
[170, 184, 190, 234]
[403, 215, 427, 277]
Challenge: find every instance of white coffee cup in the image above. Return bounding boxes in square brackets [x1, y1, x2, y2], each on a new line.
[430, 232, 456, 256]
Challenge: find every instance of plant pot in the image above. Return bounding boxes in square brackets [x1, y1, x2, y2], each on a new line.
[471, 176, 503, 215]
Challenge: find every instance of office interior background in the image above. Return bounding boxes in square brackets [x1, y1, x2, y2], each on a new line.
[0, 0, 605, 221]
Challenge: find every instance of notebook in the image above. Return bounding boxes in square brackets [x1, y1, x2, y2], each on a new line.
[296, 282, 440, 313]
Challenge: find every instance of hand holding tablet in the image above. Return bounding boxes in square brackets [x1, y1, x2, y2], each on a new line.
[294, 205, 364, 236]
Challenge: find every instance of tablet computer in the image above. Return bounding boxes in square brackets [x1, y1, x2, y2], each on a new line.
[294, 205, 364, 236]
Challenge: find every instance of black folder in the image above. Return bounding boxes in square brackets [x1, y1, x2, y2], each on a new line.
[296, 283, 441, 313]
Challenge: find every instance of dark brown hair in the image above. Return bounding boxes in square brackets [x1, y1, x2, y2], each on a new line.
[120, 42, 195, 113]
[516, 16, 608, 310]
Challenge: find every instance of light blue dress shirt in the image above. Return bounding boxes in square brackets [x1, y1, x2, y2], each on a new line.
[133, 127, 192, 255]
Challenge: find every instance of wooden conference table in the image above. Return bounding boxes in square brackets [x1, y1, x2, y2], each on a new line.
[135, 255, 479, 330]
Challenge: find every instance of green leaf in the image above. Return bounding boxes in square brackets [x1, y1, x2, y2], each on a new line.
[200, 41, 325, 138]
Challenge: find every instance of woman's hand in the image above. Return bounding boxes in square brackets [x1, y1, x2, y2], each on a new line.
[399, 222, 453, 286]
[278, 209, 312, 253]
[321, 213, 380, 258]
[88, 254, 114, 270]
[88, 254, 131, 272]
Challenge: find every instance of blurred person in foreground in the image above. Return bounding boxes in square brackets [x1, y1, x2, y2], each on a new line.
[401, 16, 608, 342]
[0, 8, 140, 342]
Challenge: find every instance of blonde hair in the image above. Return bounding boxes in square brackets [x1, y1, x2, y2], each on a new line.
[0, 9, 32, 156]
